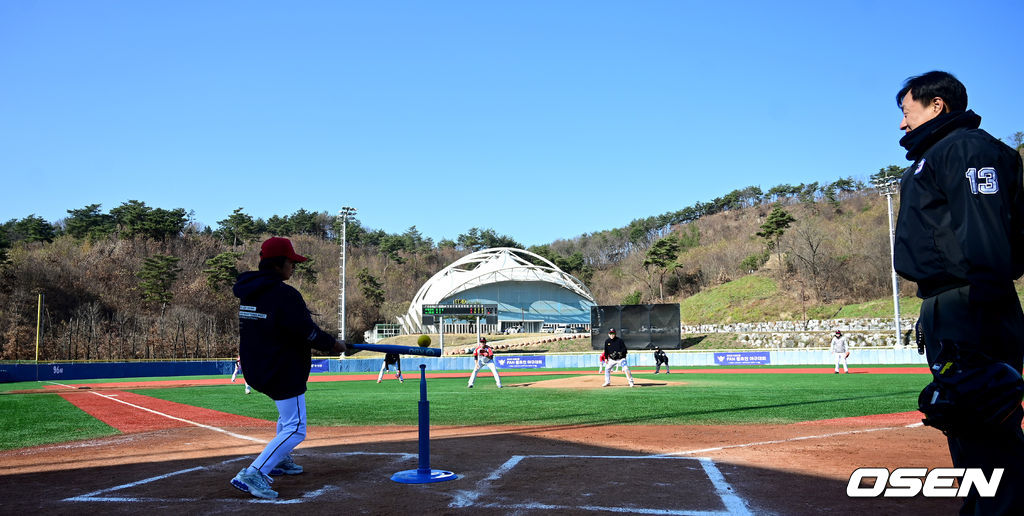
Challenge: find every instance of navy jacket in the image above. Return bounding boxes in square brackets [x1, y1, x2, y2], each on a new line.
[233, 270, 338, 400]
[893, 110, 1024, 302]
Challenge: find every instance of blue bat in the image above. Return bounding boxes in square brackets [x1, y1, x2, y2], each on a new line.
[345, 343, 441, 357]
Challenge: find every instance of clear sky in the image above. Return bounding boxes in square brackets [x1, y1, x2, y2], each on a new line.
[2, 1, 1022, 247]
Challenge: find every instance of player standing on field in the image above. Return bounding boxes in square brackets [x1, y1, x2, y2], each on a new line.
[467, 337, 502, 388]
[653, 347, 670, 374]
[830, 330, 849, 374]
[602, 329, 634, 387]
[229, 237, 346, 500]
[893, 71, 1024, 513]
[377, 352, 403, 383]
[231, 355, 252, 394]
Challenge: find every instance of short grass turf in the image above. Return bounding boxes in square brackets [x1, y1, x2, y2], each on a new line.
[0, 369, 931, 450]
[136, 370, 931, 427]
[0, 393, 117, 450]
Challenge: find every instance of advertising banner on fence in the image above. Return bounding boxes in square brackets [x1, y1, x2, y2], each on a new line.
[310, 359, 330, 373]
[714, 352, 771, 365]
[496, 356, 546, 369]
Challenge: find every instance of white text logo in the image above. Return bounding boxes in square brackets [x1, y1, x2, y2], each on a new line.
[847, 467, 1003, 498]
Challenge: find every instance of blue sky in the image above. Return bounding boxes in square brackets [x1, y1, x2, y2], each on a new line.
[2, 1, 1022, 247]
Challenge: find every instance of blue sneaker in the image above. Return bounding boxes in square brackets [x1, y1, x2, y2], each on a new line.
[231, 468, 277, 499]
[270, 455, 303, 476]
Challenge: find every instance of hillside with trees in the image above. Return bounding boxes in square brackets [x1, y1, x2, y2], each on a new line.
[2, 137, 1022, 361]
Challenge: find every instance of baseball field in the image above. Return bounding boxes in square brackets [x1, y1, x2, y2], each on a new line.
[0, 364, 966, 514]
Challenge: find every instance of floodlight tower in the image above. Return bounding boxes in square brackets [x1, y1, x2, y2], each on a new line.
[872, 176, 902, 346]
[338, 206, 357, 342]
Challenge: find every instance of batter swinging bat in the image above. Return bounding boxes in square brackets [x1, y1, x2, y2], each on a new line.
[345, 343, 442, 357]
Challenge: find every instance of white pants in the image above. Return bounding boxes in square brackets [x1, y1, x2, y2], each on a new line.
[834, 352, 848, 372]
[231, 365, 250, 392]
[377, 361, 403, 382]
[604, 358, 634, 385]
[251, 394, 307, 475]
[468, 359, 502, 388]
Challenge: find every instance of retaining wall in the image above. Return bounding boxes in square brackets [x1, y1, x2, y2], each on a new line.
[1, 347, 928, 383]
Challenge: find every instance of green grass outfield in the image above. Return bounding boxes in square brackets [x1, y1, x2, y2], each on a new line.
[0, 366, 930, 451]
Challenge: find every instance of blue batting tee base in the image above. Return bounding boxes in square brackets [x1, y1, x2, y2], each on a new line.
[391, 468, 458, 484]
[390, 364, 458, 484]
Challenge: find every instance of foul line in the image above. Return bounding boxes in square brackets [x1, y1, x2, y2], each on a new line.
[666, 422, 923, 456]
[63, 452, 413, 505]
[85, 390, 268, 444]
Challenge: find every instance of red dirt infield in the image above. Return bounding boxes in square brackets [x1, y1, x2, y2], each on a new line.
[0, 367, 970, 515]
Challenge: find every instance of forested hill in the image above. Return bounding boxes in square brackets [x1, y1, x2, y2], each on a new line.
[0, 155, 1017, 362]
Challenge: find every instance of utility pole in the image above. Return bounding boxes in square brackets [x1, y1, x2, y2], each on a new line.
[873, 176, 902, 347]
[338, 206, 357, 343]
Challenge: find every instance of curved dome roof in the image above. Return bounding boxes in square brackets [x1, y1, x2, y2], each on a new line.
[398, 247, 595, 333]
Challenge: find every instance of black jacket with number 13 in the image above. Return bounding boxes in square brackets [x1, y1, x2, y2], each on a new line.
[893, 109, 1024, 304]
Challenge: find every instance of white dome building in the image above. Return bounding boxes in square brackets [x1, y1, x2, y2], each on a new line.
[398, 247, 596, 334]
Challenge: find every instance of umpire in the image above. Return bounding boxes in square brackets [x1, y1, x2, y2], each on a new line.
[893, 70, 1024, 514]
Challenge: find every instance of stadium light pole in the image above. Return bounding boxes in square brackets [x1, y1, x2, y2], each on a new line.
[873, 177, 902, 347]
[338, 206, 357, 343]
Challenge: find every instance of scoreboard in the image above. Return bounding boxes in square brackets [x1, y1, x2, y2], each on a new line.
[422, 303, 498, 325]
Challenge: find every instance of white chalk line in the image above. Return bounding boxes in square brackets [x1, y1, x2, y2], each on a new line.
[450, 454, 752, 515]
[84, 390, 268, 444]
[698, 457, 752, 516]
[62, 452, 413, 505]
[665, 421, 924, 456]
[475, 502, 734, 515]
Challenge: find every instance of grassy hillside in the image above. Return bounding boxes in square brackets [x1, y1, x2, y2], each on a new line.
[679, 275, 784, 324]
[679, 274, 1024, 324]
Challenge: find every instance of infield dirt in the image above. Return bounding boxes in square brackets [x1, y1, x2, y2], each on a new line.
[0, 373, 962, 515]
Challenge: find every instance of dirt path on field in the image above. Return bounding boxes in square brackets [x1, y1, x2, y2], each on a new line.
[0, 369, 965, 515]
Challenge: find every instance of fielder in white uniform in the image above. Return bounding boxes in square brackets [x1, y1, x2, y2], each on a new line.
[231, 356, 251, 394]
[830, 330, 850, 374]
[468, 337, 502, 388]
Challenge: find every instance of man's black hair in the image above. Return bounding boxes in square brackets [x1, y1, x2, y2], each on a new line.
[896, 71, 968, 112]
[258, 256, 289, 273]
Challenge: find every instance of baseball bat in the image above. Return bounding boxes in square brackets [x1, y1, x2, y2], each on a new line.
[346, 343, 441, 357]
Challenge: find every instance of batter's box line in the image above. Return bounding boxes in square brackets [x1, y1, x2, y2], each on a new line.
[62, 452, 415, 505]
[449, 454, 753, 516]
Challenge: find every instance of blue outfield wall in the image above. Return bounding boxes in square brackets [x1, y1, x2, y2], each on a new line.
[0, 361, 229, 383]
[1, 348, 928, 383]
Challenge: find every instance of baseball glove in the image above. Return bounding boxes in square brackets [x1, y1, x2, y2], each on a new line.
[608, 350, 625, 361]
[918, 342, 1024, 436]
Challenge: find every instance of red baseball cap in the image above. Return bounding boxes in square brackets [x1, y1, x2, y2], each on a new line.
[608, 329, 616, 334]
[260, 237, 308, 262]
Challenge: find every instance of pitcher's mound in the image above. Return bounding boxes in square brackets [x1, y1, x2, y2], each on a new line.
[513, 375, 686, 389]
